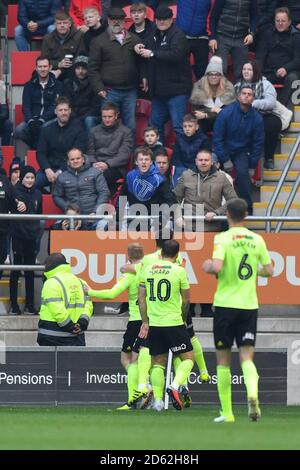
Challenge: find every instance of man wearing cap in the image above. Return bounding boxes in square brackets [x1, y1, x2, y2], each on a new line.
[135, 6, 193, 141]
[64, 54, 101, 132]
[89, 7, 146, 134]
[14, 55, 64, 158]
[9, 160, 21, 186]
[37, 253, 93, 346]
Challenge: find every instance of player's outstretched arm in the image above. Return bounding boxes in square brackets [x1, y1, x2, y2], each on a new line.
[202, 258, 223, 275]
[258, 263, 274, 278]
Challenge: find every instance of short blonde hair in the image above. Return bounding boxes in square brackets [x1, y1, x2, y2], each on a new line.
[128, 243, 144, 261]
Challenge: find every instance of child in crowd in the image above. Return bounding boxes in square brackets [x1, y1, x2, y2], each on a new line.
[9, 160, 21, 186]
[51, 202, 82, 231]
[143, 126, 166, 157]
[9, 166, 42, 315]
[171, 113, 211, 176]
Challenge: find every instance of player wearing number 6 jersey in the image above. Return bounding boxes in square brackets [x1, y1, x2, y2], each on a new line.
[138, 239, 194, 411]
[203, 198, 273, 423]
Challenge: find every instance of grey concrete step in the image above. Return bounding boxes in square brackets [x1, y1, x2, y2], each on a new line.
[1, 314, 300, 346]
[293, 106, 300, 122]
[253, 201, 300, 215]
[280, 137, 300, 154]
[260, 185, 300, 203]
[285, 122, 300, 137]
[272, 154, 300, 171]
[263, 169, 298, 182]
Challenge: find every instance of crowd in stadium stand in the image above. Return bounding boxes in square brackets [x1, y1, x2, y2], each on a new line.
[0, 0, 299, 314]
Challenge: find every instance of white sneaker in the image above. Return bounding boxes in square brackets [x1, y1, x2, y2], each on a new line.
[152, 400, 164, 412]
[104, 306, 120, 314]
[214, 414, 235, 423]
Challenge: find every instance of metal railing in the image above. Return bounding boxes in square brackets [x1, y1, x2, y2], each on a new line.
[266, 132, 300, 233]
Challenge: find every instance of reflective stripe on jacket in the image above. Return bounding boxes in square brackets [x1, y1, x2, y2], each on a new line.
[38, 264, 93, 337]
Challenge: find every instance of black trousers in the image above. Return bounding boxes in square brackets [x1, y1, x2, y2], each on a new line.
[37, 334, 86, 346]
[104, 167, 124, 196]
[188, 38, 209, 80]
[0, 233, 8, 280]
[9, 236, 36, 306]
[262, 113, 282, 162]
[264, 71, 300, 106]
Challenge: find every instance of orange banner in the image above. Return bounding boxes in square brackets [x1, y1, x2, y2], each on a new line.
[50, 231, 300, 304]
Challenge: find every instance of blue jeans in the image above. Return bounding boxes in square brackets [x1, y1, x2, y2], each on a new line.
[102, 88, 137, 133]
[82, 115, 99, 134]
[35, 170, 50, 191]
[231, 153, 253, 214]
[0, 119, 13, 145]
[14, 24, 55, 51]
[150, 94, 189, 142]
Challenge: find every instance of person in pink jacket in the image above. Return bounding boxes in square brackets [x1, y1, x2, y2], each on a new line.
[69, 0, 101, 30]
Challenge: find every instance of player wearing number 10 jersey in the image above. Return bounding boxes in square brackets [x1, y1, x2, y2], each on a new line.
[138, 239, 194, 411]
[203, 198, 273, 423]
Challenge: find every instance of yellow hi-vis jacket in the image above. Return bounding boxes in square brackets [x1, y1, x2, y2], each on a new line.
[38, 264, 93, 339]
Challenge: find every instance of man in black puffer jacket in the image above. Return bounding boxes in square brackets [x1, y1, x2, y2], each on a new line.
[256, 6, 300, 105]
[209, 0, 258, 80]
[136, 7, 192, 141]
[53, 148, 110, 229]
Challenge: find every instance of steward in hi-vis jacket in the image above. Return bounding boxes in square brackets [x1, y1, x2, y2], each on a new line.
[37, 253, 93, 346]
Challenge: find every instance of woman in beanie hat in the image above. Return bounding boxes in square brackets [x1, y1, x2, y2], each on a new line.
[190, 56, 236, 133]
[9, 166, 42, 315]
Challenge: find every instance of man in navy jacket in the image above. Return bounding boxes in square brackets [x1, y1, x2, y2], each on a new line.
[15, 0, 61, 51]
[15, 55, 64, 153]
[213, 86, 264, 214]
[176, 0, 212, 80]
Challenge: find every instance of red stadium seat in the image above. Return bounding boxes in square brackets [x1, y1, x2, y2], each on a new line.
[1, 146, 15, 175]
[253, 160, 261, 184]
[169, 5, 177, 19]
[26, 150, 40, 171]
[42, 194, 63, 229]
[7, 4, 18, 39]
[165, 147, 173, 159]
[11, 51, 40, 85]
[15, 104, 24, 126]
[164, 121, 176, 148]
